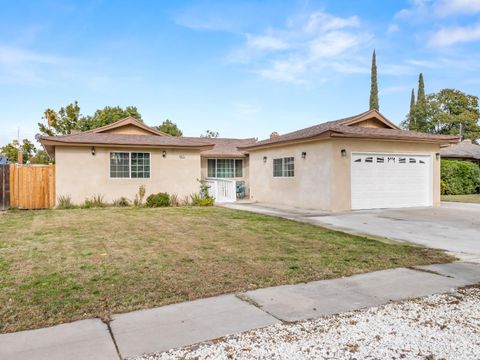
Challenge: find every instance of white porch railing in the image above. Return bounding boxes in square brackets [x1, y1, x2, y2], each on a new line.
[205, 178, 236, 203]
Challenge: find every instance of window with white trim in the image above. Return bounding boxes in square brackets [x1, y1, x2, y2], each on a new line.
[110, 152, 150, 178]
[207, 159, 243, 178]
[273, 157, 294, 177]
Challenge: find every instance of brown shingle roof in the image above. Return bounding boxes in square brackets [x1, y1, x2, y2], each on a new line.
[200, 138, 257, 158]
[40, 133, 214, 149]
[440, 139, 480, 159]
[240, 110, 459, 150]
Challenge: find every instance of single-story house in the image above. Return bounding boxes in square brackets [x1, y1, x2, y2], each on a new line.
[40, 109, 459, 211]
[440, 139, 480, 166]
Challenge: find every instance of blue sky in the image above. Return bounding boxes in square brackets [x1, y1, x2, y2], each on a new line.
[1, 0, 480, 145]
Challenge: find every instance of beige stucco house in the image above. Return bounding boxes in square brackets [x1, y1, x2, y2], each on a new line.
[40, 110, 458, 211]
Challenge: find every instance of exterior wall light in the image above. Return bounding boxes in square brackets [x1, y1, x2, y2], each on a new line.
[91, 147, 96, 156]
[341, 149, 347, 157]
[263, 156, 267, 163]
[436, 153, 440, 160]
[162, 150, 167, 158]
[301, 152, 307, 159]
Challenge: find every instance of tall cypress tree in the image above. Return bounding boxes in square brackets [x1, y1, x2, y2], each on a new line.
[417, 73, 425, 104]
[369, 50, 379, 111]
[415, 73, 428, 131]
[408, 88, 416, 129]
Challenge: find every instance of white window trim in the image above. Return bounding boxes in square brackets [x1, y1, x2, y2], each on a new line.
[273, 157, 295, 178]
[207, 158, 243, 178]
[109, 151, 152, 179]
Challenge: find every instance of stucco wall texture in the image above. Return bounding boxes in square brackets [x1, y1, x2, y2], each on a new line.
[248, 138, 441, 212]
[55, 146, 201, 204]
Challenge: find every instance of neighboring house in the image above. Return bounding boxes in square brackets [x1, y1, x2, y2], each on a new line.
[440, 139, 480, 166]
[240, 109, 458, 211]
[40, 110, 459, 211]
[0, 154, 9, 165]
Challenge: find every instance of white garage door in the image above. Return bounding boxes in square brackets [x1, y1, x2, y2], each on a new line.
[351, 153, 432, 210]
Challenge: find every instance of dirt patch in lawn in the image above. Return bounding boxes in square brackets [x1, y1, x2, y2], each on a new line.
[0, 207, 454, 333]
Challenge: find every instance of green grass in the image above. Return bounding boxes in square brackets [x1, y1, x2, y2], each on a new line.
[442, 194, 480, 203]
[0, 207, 454, 333]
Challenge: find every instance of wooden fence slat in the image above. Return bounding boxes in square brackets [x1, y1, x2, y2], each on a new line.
[8, 164, 56, 209]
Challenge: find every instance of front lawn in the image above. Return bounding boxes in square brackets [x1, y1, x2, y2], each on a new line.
[0, 207, 453, 333]
[442, 194, 480, 203]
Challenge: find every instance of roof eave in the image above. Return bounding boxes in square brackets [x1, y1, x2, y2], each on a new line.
[330, 132, 460, 144]
[39, 139, 214, 151]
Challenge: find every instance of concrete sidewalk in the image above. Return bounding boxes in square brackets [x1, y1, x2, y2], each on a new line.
[1, 262, 479, 360]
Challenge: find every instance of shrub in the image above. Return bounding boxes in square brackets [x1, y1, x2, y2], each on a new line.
[112, 197, 131, 207]
[146, 192, 171, 207]
[191, 196, 215, 206]
[190, 179, 215, 206]
[82, 195, 107, 208]
[441, 160, 480, 195]
[57, 195, 76, 209]
[169, 193, 180, 207]
[134, 185, 146, 206]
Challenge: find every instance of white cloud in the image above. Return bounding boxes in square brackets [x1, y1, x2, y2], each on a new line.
[387, 24, 400, 33]
[0, 45, 65, 66]
[228, 11, 371, 83]
[300, 12, 360, 32]
[434, 0, 480, 17]
[396, 0, 480, 20]
[246, 34, 290, 50]
[429, 23, 480, 46]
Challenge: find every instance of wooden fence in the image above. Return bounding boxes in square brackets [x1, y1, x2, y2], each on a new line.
[0, 165, 10, 211]
[9, 164, 56, 209]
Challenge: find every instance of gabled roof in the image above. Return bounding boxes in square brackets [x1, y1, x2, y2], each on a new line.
[84, 116, 171, 136]
[39, 117, 214, 156]
[440, 139, 480, 160]
[200, 138, 257, 158]
[240, 109, 459, 150]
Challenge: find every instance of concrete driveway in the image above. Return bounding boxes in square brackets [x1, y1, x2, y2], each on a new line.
[223, 202, 480, 262]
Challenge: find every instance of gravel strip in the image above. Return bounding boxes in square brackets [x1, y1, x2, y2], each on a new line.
[136, 286, 480, 360]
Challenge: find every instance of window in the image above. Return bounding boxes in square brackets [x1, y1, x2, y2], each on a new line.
[110, 152, 130, 178]
[110, 152, 150, 178]
[273, 157, 295, 177]
[273, 158, 283, 177]
[131, 153, 150, 178]
[207, 159, 243, 178]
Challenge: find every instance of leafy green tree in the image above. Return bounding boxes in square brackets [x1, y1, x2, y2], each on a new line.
[39, 101, 83, 136]
[425, 89, 480, 141]
[38, 102, 143, 135]
[80, 106, 143, 131]
[201, 130, 219, 138]
[156, 119, 183, 136]
[0, 139, 37, 163]
[30, 150, 51, 164]
[369, 49, 379, 111]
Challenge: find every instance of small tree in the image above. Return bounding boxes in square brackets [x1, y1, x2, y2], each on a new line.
[156, 119, 183, 136]
[0, 139, 37, 163]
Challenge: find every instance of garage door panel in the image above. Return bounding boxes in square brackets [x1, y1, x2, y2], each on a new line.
[351, 153, 432, 210]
